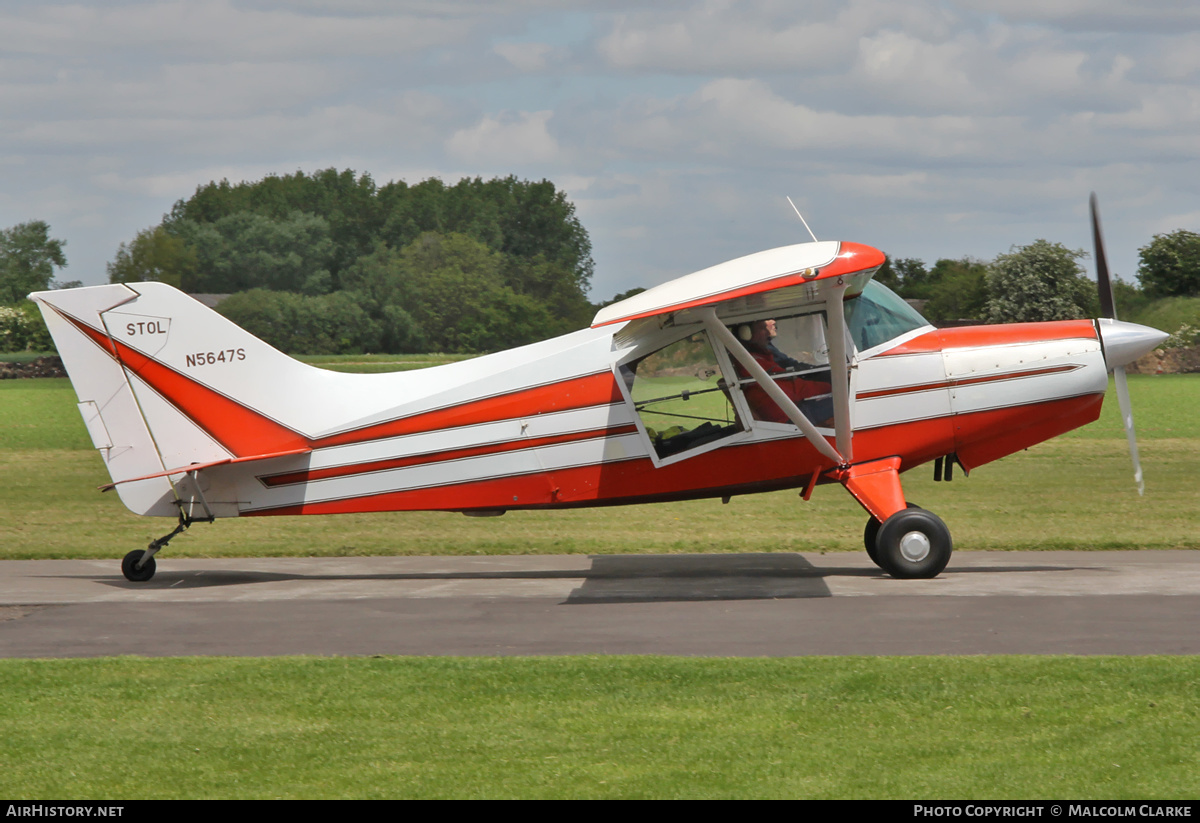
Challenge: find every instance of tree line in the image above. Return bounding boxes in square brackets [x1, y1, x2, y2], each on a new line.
[875, 232, 1199, 327]
[104, 170, 596, 354]
[4, 178, 1200, 354]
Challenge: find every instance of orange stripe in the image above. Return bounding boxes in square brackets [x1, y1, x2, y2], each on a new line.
[856, 364, 1080, 400]
[260, 425, 639, 487]
[59, 306, 624, 457]
[242, 436, 835, 515]
[61, 311, 307, 457]
[241, 392, 1103, 517]
[311, 373, 623, 448]
[881, 320, 1097, 356]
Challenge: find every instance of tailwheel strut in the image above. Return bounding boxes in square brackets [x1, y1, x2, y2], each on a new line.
[121, 511, 206, 582]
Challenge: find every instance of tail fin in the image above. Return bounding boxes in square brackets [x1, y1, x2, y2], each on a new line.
[30, 282, 324, 516]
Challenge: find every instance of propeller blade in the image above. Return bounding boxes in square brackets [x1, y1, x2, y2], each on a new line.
[1112, 366, 1145, 495]
[1090, 192, 1117, 319]
[1091, 194, 1151, 495]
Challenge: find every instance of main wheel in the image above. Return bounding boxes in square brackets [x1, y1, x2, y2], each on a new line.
[121, 550, 156, 582]
[863, 503, 920, 570]
[874, 507, 952, 579]
[863, 517, 883, 567]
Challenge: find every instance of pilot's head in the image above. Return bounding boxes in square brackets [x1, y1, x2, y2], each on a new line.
[737, 320, 771, 349]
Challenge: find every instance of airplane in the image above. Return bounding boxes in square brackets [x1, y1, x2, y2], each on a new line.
[29, 196, 1167, 583]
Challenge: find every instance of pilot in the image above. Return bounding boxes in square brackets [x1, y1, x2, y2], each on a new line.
[736, 320, 831, 425]
[764, 318, 809, 372]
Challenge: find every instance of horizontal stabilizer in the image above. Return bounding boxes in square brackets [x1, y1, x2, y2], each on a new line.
[97, 447, 313, 492]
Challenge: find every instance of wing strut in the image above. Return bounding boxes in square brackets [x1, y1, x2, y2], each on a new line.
[823, 280, 855, 462]
[702, 308, 845, 466]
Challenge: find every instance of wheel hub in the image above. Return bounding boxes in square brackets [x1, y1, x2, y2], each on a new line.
[899, 530, 931, 563]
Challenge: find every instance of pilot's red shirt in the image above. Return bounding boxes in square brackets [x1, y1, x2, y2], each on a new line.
[739, 348, 831, 424]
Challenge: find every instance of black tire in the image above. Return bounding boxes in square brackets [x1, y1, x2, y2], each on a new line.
[121, 550, 156, 582]
[874, 507, 952, 579]
[864, 503, 920, 569]
[864, 517, 883, 567]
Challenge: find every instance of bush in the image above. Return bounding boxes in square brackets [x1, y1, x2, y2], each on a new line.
[986, 240, 1096, 323]
[0, 302, 54, 352]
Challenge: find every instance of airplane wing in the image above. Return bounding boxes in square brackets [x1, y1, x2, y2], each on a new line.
[599, 241, 886, 466]
[593, 241, 884, 338]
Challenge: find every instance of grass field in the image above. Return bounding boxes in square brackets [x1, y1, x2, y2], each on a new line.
[1, 373, 1197, 559]
[1, 369, 1198, 799]
[1, 656, 1198, 799]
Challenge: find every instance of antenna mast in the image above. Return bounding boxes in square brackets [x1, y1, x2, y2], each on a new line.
[786, 196, 818, 243]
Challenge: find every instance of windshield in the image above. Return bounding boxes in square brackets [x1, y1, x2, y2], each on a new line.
[844, 281, 931, 352]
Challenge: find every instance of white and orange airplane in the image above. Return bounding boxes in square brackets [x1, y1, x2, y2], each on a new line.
[31, 196, 1166, 582]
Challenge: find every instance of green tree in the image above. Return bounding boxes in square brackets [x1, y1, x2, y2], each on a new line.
[922, 258, 989, 325]
[1112, 278, 1150, 319]
[1137, 230, 1200, 298]
[875, 257, 927, 294]
[177, 211, 335, 294]
[339, 243, 425, 353]
[892, 258, 933, 297]
[873, 257, 901, 290]
[501, 253, 593, 332]
[986, 240, 1097, 323]
[0, 221, 67, 303]
[341, 233, 565, 353]
[393, 232, 557, 353]
[166, 169, 382, 285]
[215, 289, 383, 354]
[596, 287, 646, 310]
[377, 175, 593, 295]
[140, 170, 595, 352]
[107, 226, 195, 287]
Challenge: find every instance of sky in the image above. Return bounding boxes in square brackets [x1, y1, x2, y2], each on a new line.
[3, 0, 1200, 303]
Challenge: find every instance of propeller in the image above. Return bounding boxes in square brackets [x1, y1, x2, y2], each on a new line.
[1089, 193, 1167, 495]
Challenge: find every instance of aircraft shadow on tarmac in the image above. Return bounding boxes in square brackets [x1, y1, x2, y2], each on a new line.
[76, 554, 1083, 605]
[562, 556, 1083, 603]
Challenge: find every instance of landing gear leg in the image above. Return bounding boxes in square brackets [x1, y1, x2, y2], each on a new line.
[120, 512, 201, 582]
[836, 457, 953, 579]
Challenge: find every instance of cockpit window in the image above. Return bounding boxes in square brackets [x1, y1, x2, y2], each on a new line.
[622, 331, 743, 460]
[726, 313, 835, 428]
[844, 280, 931, 352]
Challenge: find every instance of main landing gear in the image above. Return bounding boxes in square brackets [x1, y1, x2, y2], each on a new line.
[863, 505, 952, 579]
[835, 456, 954, 579]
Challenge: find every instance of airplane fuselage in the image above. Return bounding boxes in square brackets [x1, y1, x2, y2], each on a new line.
[227, 318, 1109, 518]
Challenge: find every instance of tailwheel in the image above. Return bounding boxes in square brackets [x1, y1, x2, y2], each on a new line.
[874, 507, 952, 579]
[121, 550, 157, 582]
[120, 511, 203, 582]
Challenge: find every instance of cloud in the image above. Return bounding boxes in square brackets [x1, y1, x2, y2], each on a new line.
[0, 0, 478, 60]
[4, 0, 1200, 297]
[597, 2, 855, 73]
[493, 41, 559, 72]
[950, 0, 1200, 33]
[447, 110, 561, 166]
